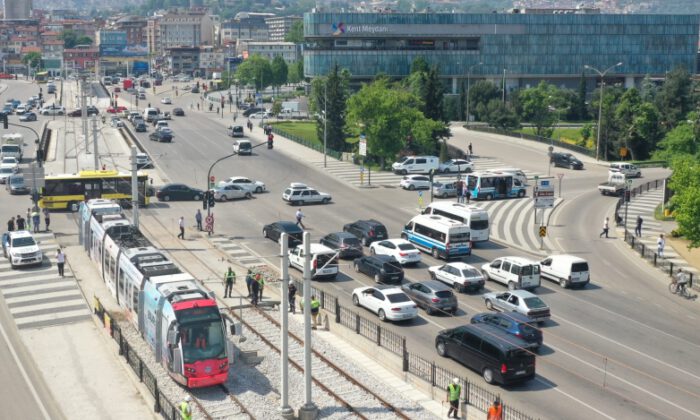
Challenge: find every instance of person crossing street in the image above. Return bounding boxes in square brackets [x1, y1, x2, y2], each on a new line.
[599, 217, 610, 238]
[195, 209, 203, 231]
[177, 216, 185, 239]
[224, 267, 235, 298]
[295, 208, 306, 229]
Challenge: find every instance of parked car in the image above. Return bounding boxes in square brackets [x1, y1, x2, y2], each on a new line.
[551, 152, 584, 170]
[173, 107, 185, 116]
[400, 174, 431, 190]
[5, 174, 28, 194]
[135, 153, 152, 169]
[250, 111, 271, 119]
[217, 176, 266, 193]
[352, 287, 418, 322]
[435, 324, 536, 385]
[155, 183, 203, 201]
[343, 219, 388, 246]
[482, 290, 551, 324]
[319, 232, 363, 259]
[2, 230, 43, 268]
[282, 183, 331, 205]
[18, 112, 37, 122]
[149, 130, 172, 142]
[432, 181, 458, 198]
[471, 312, 543, 350]
[538, 254, 590, 289]
[135, 122, 147, 132]
[353, 255, 404, 284]
[262, 221, 303, 247]
[161, 97, 172, 104]
[212, 184, 252, 201]
[369, 239, 421, 265]
[401, 280, 458, 315]
[429, 262, 486, 292]
[439, 159, 474, 173]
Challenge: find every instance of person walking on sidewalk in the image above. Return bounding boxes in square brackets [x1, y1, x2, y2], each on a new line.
[31, 210, 40, 233]
[599, 217, 610, 238]
[180, 396, 192, 420]
[257, 274, 265, 301]
[7, 217, 15, 232]
[295, 209, 306, 229]
[195, 209, 203, 231]
[657, 233, 666, 258]
[635, 215, 643, 237]
[56, 248, 66, 277]
[43, 208, 50, 232]
[224, 267, 235, 298]
[310, 295, 320, 329]
[445, 378, 461, 418]
[487, 398, 503, 420]
[177, 216, 185, 239]
[288, 282, 297, 314]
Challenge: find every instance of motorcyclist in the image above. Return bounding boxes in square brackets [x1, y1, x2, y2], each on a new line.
[267, 133, 274, 149]
[674, 269, 689, 293]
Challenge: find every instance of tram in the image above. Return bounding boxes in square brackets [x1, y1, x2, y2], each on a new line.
[80, 199, 233, 388]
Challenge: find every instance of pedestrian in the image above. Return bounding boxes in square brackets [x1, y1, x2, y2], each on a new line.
[26, 208, 32, 231]
[56, 248, 65, 277]
[180, 396, 192, 420]
[310, 295, 320, 329]
[288, 282, 297, 314]
[445, 378, 461, 418]
[257, 274, 265, 301]
[468, 142, 473, 157]
[197, 102, 200, 110]
[233, 112, 237, 122]
[7, 217, 15, 232]
[462, 182, 470, 203]
[31, 209, 40, 233]
[43, 208, 51, 232]
[295, 208, 306, 229]
[251, 275, 260, 306]
[245, 269, 253, 297]
[224, 267, 235, 298]
[207, 212, 215, 236]
[635, 215, 643, 237]
[455, 180, 463, 203]
[657, 233, 665, 258]
[599, 217, 609, 238]
[177, 216, 185, 239]
[487, 398, 503, 420]
[16, 215, 25, 230]
[195, 209, 203, 231]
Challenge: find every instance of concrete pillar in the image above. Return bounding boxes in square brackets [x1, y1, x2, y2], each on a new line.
[624, 76, 635, 89]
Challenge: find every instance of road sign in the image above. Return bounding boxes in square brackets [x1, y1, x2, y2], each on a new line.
[556, 173, 564, 180]
[358, 135, 367, 157]
[209, 175, 216, 189]
[539, 226, 547, 237]
[534, 178, 555, 208]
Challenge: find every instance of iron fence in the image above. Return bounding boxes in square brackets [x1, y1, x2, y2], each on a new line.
[271, 126, 343, 160]
[468, 126, 594, 156]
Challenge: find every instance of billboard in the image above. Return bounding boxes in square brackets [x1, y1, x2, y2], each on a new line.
[99, 43, 149, 57]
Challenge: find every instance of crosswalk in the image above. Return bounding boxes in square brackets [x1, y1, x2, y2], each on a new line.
[0, 232, 92, 330]
[209, 237, 266, 268]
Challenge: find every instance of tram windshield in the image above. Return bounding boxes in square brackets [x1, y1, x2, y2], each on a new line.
[179, 319, 226, 362]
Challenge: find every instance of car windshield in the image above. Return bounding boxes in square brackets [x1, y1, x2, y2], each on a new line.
[386, 293, 410, 303]
[461, 268, 482, 278]
[0, 167, 13, 174]
[521, 265, 540, 275]
[9, 176, 24, 185]
[12, 237, 36, 247]
[524, 297, 547, 309]
[397, 243, 416, 251]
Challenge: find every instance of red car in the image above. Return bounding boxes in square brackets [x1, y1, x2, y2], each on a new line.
[114, 87, 121, 93]
[106, 106, 128, 113]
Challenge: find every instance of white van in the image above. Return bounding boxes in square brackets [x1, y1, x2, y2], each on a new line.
[143, 107, 159, 122]
[392, 155, 439, 175]
[539, 255, 590, 289]
[486, 167, 528, 186]
[422, 202, 489, 242]
[233, 139, 252, 155]
[481, 256, 541, 290]
[288, 243, 339, 280]
[609, 162, 641, 178]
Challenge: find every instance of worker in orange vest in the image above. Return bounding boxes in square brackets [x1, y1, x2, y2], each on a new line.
[487, 398, 503, 420]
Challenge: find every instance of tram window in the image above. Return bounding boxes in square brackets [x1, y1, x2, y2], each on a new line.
[132, 286, 139, 314]
[116, 179, 132, 194]
[103, 180, 118, 194]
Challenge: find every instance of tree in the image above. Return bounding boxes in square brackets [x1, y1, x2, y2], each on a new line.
[652, 113, 699, 162]
[235, 55, 273, 91]
[627, 102, 662, 160]
[22, 52, 42, 69]
[656, 65, 693, 129]
[410, 56, 429, 74]
[270, 55, 288, 92]
[311, 64, 349, 152]
[468, 80, 501, 122]
[485, 100, 520, 130]
[59, 30, 78, 48]
[573, 73, 588, 120]
[667, 156, 700, 248]
[613, 88, 642, 158]
[421, 66, 445, 122]
[640, 75, 657, 103]
[284, 20, 304, 43]
[76, 35, 93, 46]
[518, 81, 559, 137]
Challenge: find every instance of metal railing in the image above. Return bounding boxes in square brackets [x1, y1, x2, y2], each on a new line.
[468, 125, 594, 156]
[270, 126, 343, 160]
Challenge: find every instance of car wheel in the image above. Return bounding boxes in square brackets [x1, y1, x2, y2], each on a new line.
[482, 368, 495, 384]
[352, 294, 360, 306]
[508, 281, 516, 290]
[255, 186, 263, 193]
[485, 299, 494, 310]
[292, 200, 301, 206]
[485, 193, 493, 200]
[432, 248, 439, 259]
[429, 271, 436, 280]
[220, 195, 227, 202]
[245, 192, 252, 199]
[559, 278, 568, 288]
[353, 263, 360, 273]
[425, 306, 433, 315]
[407, 184, 415, 191]
[370, 248, 376, 255]
[162, 195, 170, 201]
[263, 229, 269, 238]
[322, 198, 330, 204]
[374, 274, 381, 283]
[457, 283, 467, 293]
[401, 170, 408, 175]
[517, 189, 526, 198]
[364, 238, 371, 247]
[378, 309, 387, 322]
[193, 194, 201, 201]
[436, 340, 447, 357]
[482, 270, 490, 281]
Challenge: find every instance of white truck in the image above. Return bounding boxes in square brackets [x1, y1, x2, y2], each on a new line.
[1, 133, 24, 162]
[2, 230, 43, 268]
[288, 243, 339, 280]
[598, 171, 627, 196]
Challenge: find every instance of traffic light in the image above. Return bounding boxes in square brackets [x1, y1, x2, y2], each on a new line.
[202, 191, 208, 210]
[624, 190, 631, 203]
[208, 190, 216, 208]
[1, 113, 7, 129]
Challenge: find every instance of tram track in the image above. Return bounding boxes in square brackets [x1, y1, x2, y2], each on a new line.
[137, 210, 415, 420]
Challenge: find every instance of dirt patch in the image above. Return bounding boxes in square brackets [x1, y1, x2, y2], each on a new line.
[667, 237, 700, 272]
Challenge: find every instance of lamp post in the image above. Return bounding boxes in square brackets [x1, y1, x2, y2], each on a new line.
[323, 82, 327, 168]
[584, 62, 623, 161]
[465, 62, 482, 126]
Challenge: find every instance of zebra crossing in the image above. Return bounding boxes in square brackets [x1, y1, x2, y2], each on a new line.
[0, 232, 92, 330]
[209, 237, 266, 268]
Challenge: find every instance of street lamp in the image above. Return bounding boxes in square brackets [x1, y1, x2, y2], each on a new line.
[465, 62, 482, 126]
[323, 82, 327, 168]
[584, 62, 623, 161]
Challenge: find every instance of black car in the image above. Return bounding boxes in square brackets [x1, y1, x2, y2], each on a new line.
[343, 219, 388, 246]
[191, 86, 200, 94]
[242, 107, 266, 117]
[155, 183, 203, 201]
[435, 324, 536, 385]
[471, 312, 543, 350]
[135, 122, 147, 132]
[67, 106, 99, 117]
[262, 221, 303, 247]
[353, 255, 404, 284]
[149, 131, 172, 142]
[320, 232, 363, 259]
[173, 107, 185, 116]
[551, 152, 583, 170]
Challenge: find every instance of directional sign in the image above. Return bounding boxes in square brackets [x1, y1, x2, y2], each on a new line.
[358, 134, 367, 157]
[539, 226, 547, 237]
[534, 178, 555, 209]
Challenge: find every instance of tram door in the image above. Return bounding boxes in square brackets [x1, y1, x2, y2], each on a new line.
[84, 180, 101, 199]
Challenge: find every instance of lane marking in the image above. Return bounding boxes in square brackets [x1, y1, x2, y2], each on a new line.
[534, 377, 615, 420]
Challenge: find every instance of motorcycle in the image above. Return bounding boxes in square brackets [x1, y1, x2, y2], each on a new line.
[267, 139, 274, 149]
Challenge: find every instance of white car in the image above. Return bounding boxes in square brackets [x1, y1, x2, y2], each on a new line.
[2, 231, 43, 268]
[110, 117, 124, 128]
[352, 287, 418, 322]
[14, 105, 27, 115]
[161, 97, 172, 104]
[282, 183, 331, 205]
[40, 106, 65, 115]
[399, 175, 431, 190]
[217, 176, 266, 193]
[369, 239, 421, 265]
[439, 159, 474, 173]
[157, 127, 173, 135]
[212, 184, 252, 201]
[0, 163, 17, 183]
[428, 262, 486, 292]
[1, 157, 19, 171]
[250, 111, 271, 119]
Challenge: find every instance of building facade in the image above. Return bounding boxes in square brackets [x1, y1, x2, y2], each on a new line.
[63, 46, 99, 73]
[4, 0, 32, 19]
[159, 9, 214, 52]
[245, 41, 299, 63]
[303, 12, 700, 91]
[112, 15, 148, 46]
[221, 12, 273, 48]
[166, 46, 200, 75]
[265, 15, 302, 42]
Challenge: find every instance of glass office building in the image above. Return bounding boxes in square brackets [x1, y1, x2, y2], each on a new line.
[304, 12, 700, 91]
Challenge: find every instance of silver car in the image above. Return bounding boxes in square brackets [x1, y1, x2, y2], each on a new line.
[432, 181, 458, 198]
[482, 290, 551, 324]
[401, 280, 457, 315]
[212, 184, 252, 201]
[218, 176, 266, 193]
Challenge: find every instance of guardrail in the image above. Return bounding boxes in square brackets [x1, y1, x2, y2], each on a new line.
[288, 277, 538, 420]
[270, 126, 343, 160]
[93, 297, 182, 419]
[468, 125, 594, 156]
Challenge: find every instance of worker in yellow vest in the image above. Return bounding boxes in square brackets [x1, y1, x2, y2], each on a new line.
[310, 295, 320, 329]
[445, 377, 461, 418]
[180, 395, 192, 420]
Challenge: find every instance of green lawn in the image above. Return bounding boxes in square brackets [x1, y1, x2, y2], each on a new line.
[517, 127, 586, 144]
[271, 122, 320, 145]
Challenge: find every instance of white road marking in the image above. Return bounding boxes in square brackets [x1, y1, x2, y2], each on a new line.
[534, 377, 616, 420]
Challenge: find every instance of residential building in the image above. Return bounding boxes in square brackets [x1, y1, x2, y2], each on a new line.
[199, 45, 224, 77]
[159, 8, 214, 52]
[245, 41, 299, 63]
[166, 46, 199, 75]
[265, 15, 302, 42]
[4, 0, 32, 20]
[63, 45, 98, 73]
[221, 12, 273, 48]
[112, 15, 148, 46]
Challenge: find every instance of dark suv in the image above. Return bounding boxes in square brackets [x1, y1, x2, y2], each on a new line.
[320, 232, 363, 259]
[551, 152, 583, 169]
[243, 107, 266, 117]
[470, 312, 543, 351]
[353, 255, 404, 284]
[343, 219, 388, 246]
